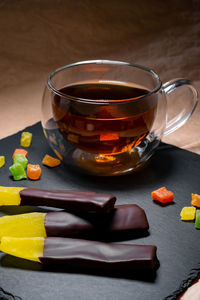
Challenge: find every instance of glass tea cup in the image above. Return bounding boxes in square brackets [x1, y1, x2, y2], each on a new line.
[41, 60, 198, 176]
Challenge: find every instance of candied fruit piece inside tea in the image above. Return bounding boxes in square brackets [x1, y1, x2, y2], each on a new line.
[54, 149, 63, 161]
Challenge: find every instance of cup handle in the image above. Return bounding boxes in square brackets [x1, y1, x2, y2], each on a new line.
[162, 79, 198, 136]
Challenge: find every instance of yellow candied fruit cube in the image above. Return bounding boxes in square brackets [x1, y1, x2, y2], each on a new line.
[20, 132, 32, 147]
[67, 133, 79, 143]
[180, 206, 196, 221]
[0, 156, 5, 168]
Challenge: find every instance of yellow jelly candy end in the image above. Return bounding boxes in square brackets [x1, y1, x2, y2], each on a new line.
[0, 186, 25, 205]
[0, 237, 44, 262]
[0, 212, 47, 238]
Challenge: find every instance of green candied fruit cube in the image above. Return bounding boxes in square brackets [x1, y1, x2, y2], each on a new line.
[195, 210, 200, 229]
[13, 154, 28, 169]
[9, 163, 27, 180]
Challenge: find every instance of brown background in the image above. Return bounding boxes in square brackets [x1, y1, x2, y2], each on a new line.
[0, 2, 200, 297]
[0, 0, 199, 153]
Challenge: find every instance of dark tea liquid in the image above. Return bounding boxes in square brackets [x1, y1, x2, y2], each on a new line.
[52, 83, 156, 155]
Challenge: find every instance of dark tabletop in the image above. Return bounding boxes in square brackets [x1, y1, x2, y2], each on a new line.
[0, 122, 200, 300]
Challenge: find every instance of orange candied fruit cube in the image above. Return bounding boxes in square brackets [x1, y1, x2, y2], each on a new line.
[54, 149, 63, 161]
[27, 164, 41, 180]
[12, 149, 28, 159]
[42, 154, 61, 167]
[191, 193, 200, 207]
[100, 133, 119, 141]
[152, 187, 174, 203]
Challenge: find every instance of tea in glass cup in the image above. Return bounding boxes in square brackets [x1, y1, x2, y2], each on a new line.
[42, 60, 198, 176]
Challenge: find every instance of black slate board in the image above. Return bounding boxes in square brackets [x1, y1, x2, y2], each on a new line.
[0, 122, 200, 300]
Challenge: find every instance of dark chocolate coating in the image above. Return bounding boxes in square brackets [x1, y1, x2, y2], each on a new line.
[45, 204, 149, 240]
[19, 188, 116, 213]
[40, 237, 159, 272]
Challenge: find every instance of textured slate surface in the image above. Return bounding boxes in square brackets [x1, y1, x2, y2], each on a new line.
[0, 122, 200, 300]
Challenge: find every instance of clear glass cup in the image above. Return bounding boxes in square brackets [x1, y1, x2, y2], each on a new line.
[41, 60, 198, 176]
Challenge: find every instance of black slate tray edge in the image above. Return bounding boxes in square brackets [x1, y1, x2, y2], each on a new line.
[164, 264, 200, 300]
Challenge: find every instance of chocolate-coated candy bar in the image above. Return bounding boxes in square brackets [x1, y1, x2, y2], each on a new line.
[41, 238, 159, 272]
[20, 189, 116, 213]
[45, 204, 149, 240]
[0, 205, 149, 241]
[0, 186, 116, 213]
[0, 237, 159, 272]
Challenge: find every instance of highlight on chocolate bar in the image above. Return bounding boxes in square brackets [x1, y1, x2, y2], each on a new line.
[0, 237, 159, 272]
[0, 204, 149, 240]
[0, 186, 116, 213]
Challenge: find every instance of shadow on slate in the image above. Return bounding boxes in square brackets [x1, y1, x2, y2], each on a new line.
[0, 254, 157, 283]
[0, 122, 200, 300]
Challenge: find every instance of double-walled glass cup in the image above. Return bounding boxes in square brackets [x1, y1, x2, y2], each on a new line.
[41, 60, 198, 176]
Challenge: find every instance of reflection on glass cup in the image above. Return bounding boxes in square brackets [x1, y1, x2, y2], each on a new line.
[41, 60, 198, 176]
